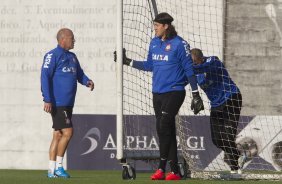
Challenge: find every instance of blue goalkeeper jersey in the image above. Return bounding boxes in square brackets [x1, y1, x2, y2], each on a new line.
[41, 45, 90, 107]
[193, 56, 240, 108]
[132, 35, 197, 93]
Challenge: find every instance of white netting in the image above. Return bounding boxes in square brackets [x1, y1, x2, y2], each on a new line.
[120, 0, 282, 180]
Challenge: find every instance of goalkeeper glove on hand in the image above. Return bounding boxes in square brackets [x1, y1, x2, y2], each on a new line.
[113, 48, 132, 66]
[191, 91, 204, 115]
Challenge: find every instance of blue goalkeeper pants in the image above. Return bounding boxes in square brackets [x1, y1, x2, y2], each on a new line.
[153, 91, 186, 173]
[210, 92, 242, 171]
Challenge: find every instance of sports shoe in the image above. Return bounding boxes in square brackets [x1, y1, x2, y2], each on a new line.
[54, 167, 70, 178]
[165, 172, 181, 180]
[238, 153, 247, 169]
[47, 171, 57, 178]
[230, 170, 237, 174]
[151, 169, 165, 180]
[230, 169, 242, 175]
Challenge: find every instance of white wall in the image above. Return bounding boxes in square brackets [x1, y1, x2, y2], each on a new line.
[0, 0, 224, 170]
[0, 0, 117, 169]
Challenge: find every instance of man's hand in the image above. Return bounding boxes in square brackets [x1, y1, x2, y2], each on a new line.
[44, 102, 52, 113]
[113, 48, 132, 66]
[191, 92, 204, 115]
[87, 80, 94, 91]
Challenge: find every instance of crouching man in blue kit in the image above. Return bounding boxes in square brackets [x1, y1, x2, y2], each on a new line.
[191, 48, 246, 174]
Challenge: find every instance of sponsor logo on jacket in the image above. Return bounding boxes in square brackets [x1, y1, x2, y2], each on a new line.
[62, 67, 76, 73]
[43, 53, 53, 68]
[165, 44, 171, 51]
[182, 40, 190, 57]
[152, 53, 168, 61]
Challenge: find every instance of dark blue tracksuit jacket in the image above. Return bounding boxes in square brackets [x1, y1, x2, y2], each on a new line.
[41, 45, 90, 107]
[193, 56, 240, 108]
[132, 36, 198, 93]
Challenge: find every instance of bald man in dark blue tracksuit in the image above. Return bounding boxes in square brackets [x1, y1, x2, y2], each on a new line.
[41, 45, 90, 108]
[41, 28, 94, 178]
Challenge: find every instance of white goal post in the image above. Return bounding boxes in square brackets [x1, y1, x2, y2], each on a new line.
[116, 0, 282, 180]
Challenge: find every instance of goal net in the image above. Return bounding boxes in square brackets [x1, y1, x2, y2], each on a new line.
[117, 0, 282, 180]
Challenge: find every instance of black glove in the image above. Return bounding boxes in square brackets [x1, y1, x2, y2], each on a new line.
[191, 91, 204, 115]
[113, 48, 132, 66]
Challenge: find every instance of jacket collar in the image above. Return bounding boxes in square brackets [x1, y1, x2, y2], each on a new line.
[56, 45, 68, 53]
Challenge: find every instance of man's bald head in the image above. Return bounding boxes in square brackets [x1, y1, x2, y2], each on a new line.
[191, 48, 204, 65]
[56, 28, 75, 50]
[57, 28, 73, 42]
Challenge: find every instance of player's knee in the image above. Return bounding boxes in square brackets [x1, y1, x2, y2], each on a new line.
[53, 130, 62, 140]
[62, 128, 73, 140]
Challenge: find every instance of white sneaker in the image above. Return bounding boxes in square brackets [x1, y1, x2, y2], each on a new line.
[230, 169, 242, 175]
[238, 153, 247, 169]
[230, 170, 237, 174]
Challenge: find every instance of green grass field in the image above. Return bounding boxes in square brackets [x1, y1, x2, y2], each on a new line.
[0, 170, 281, 184]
